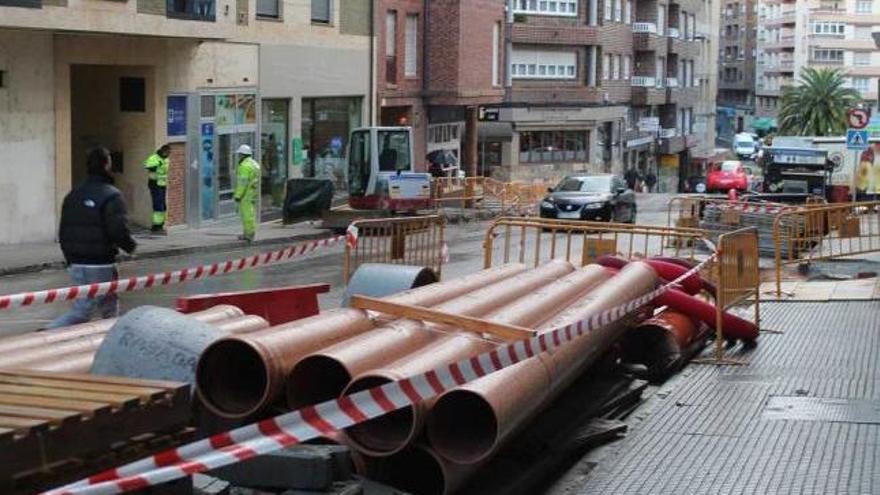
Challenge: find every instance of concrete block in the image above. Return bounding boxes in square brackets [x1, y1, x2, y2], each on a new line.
[281, 480, 363, 495]
[209, 445, 352, 491]
[192, 474, 231, 495]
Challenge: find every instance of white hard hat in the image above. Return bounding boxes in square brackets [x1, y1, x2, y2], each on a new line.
[236, 144, 253, 155]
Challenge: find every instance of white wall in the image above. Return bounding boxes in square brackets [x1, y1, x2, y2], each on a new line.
[0, 30, 56, 245]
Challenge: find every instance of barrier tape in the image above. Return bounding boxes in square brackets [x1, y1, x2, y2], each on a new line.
[46, 252, 716, 495]
[0, 234, 353, 311]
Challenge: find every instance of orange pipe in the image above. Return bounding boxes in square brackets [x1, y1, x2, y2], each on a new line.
[197, 264, 530, 419]
[25, 350, 95, 374]
[285, 263, 550, 409]
[426, 262, 658, 465]
[341, 260, 578, 456]
[365, 444, 477, 495]
[211, 315, 270, 334]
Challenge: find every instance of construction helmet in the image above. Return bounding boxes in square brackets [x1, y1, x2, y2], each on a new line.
[236, 144, 253, 156]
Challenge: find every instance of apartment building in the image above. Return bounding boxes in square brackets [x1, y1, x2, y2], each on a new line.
[484, 0, 718, 191]
[718, 0, 758, 137]
[0, 0, 371, 244]
[756, 0, 880, 120]
[377, 0, 506, 175]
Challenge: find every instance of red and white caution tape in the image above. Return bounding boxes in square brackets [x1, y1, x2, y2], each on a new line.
[0, 234, 353, 311]
[45, 254, 715, 495]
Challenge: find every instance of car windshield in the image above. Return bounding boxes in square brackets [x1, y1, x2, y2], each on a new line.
[556, 176, 612, 193]
[720, 161, 741, 172]
[735, 136, 754, 146]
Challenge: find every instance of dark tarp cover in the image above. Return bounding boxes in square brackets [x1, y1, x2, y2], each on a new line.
[283, 178, 334, 224]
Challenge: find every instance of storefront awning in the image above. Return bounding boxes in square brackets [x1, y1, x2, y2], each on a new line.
[478, 122, 514, 141]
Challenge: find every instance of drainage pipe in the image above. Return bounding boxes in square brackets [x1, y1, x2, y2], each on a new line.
[197, 264, 530, 419]
[655, 287, 759, 341]
[341, 260, 587, 456]
[426, 262, 658, 465]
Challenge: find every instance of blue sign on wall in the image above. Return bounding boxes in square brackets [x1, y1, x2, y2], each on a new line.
[200, 122, 215, 220]
[167, 96, 187, 137]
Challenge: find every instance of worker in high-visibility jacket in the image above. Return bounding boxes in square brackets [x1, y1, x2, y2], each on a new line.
[233, 144, 261, 242]
[144, 144, 171, 233]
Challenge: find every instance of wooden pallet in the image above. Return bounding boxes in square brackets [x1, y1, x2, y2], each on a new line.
[0, 370, 190, 494]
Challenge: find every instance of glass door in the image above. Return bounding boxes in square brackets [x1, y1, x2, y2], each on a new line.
[216, 131, 255, 217]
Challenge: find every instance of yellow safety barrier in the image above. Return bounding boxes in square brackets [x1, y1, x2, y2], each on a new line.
[483, 217, 710, 269]
[343, 215, 446, 284]
[432, 177, 551, 216]
[697, 227, 761, 365]
[666, 194, 827, 229]
[773, 201, 880, 296]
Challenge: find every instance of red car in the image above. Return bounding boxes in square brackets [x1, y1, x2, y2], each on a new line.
[707, 160, 748, 193]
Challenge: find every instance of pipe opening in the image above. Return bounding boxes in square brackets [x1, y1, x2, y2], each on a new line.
[370, 447, 447, 495]
[620, 326, 681, 378]
[197, 340, 269, 417]
[344, 375, 414, 454]
[286, 356, 352, 410]
[428, 390, 498, 464]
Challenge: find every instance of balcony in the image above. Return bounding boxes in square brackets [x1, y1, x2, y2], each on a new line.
[659, 128, 676, 138]
[667, 27, 680, 38]
[632, 22, 658, 33]
[658, 133, 688, 154]
[763, 10, 795, 25]
[632, 84, 667, 105]
[808, 58, 844, 67]
[166, 0, 216, 22]
[666, 77, 679, 88]
[631, 76, 657, 87]
[764, 35, 795, 50]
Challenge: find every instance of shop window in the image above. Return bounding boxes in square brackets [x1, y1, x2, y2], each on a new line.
[301, 97, 363, 182]
[519, 131, 589, 163]
[119, 77, 145, 113]
[261, 99, 289, 209]
[167, 0, 216, 21]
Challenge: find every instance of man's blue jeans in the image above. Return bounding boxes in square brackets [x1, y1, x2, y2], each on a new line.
[48, 264, 119, 328]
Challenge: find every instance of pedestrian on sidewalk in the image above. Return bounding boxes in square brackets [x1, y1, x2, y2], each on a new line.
[624, 167, 640, 191]
[234, 144, 261, 243]
[144, 144, 171, 234]
[49, 147, 137, 329]
[645, 169, 657, 193]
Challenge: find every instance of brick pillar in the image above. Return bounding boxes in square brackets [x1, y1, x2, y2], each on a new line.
[165, 142, 186, 227]
[464, 106, 479, 208]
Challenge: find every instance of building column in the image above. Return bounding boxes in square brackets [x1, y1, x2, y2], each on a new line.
[589, 46, 598, 87]
[589, 0, 598, 25]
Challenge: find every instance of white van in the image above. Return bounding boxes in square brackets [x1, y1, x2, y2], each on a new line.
[733, 133, 757, 159]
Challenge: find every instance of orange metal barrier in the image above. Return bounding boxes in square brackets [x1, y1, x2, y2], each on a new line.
[343, 215, 446, 284]
[482, 217, 710, 269]
[432, 177, 550, 216]
[773, 201, 880, 295]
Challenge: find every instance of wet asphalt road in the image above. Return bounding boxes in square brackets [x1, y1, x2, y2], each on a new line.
[0, 194, 672, 336]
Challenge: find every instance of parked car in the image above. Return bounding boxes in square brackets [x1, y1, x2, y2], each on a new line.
[733, 133, 757, 159]
[539, 175, 637, 223]
[707, 160, 749, 192]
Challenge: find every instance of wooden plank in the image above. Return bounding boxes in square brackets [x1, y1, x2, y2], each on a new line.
[0, 384, 139, 409]
[0, 374, 168, 401]
[350, 295, 533, 341]
[0, 393, 111, 416]
[1, 370, 184, 390]
[0, 415, 51, 433]
[0, 404, 82, 426]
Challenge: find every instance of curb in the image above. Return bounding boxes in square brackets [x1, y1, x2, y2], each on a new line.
[0, 230, 332, 278]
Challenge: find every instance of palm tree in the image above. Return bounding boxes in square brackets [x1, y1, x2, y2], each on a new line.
[778, 67, 861, 136]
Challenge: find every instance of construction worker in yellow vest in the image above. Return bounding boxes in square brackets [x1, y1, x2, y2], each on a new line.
[144, 144, 171, 233]
[233, 144, 261, 242]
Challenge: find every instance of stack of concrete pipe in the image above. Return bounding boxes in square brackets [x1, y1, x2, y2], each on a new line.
[0, 305, 269, 374]
[194, 260, 722, 494]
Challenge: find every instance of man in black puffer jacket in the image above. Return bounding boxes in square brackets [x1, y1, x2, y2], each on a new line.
[49, 147, 137, 328]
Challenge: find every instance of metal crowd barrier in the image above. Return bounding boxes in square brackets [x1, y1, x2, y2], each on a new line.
[343, 215, 446, 284]
[773, 201, 880, 296]
[432, 177, 550, 216]
[482, 217, 710, 269]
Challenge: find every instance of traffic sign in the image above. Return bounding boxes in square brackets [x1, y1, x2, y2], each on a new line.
[846, 129, 869, 150]
[848, 108, 870, 129]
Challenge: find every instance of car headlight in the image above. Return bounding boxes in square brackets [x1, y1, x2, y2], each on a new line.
[541, 200, 555, 209]
[583, 202, 604, 210]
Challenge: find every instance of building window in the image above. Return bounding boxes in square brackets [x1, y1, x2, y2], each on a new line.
[119, 77, 146, 113]
[855, 52, 871, 66]
[519, 131, 589, 163]
[852, 77, 871, 91]
[657, 5, 666, 35]
[404, 14, 418, 77]
[811, 48, 844, 62]
[492, 22, 501, 86]
[256, 0, 280, 18]
[512, 49, 578, 79]
[856, 0, 872, 13]
[604, 0, 612, 20]
[514, 0, 578, 16]
[689, 60, 695, 87]
[625, 0, 632, 23]
[385, 11, 397, 84]
[311, 0, 331, 23]
[614, 54, 622, 79]
[623, 55, 631, 79]
[810, 22, 845, 35]
[166, 0, 215, 21]
[603, 54, 611, 79]
[614, 0, 622, 21]
[656, 56, 665, 86]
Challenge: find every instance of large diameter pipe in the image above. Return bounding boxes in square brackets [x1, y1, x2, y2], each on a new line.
[0, 307, 249, 371]
[25, 351, 95, 374]
[656, 288, 759, 341]
[426, 262, 658, 465]
[211, 315, 270, 334]
[619, 310, 700, 379]
[342, 261, 578, 456]
[366, 444, 477, 495]
[197, 264, 530, 420]
[284, 262, 559, 409]
[0, 304, 243, 356]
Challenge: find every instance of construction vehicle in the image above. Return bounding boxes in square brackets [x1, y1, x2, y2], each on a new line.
[322, 127, 433, 230]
